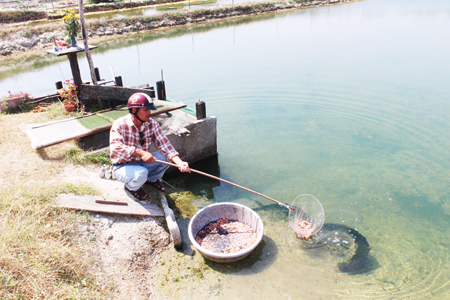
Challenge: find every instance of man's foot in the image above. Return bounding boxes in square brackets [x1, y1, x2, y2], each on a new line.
[149, 179, 165, 192]
[124, 185, 148, 201]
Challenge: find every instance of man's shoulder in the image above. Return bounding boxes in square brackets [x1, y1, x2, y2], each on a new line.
[146, 118, 162, 128]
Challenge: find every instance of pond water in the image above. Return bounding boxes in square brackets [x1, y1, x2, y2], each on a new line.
[2, 0, 450, 298]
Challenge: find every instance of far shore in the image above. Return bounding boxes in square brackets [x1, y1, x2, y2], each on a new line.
[0, 0, 355, 63]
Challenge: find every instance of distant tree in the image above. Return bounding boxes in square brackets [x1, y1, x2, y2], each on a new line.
[0, 10, 47, 23]
[87, 0, 116, 4]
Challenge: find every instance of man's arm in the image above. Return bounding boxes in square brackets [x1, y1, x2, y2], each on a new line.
[132, 150, 190, 173]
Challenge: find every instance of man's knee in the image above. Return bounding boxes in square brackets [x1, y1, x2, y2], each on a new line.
[135, 168, 149, 182]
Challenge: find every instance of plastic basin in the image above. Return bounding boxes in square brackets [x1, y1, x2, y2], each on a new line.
[188, 202, 264, 263]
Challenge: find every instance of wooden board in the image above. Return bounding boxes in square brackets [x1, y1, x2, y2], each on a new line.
[57, 193, 164, 217]
[21, 100, 186, 149]
[47, 44, 97, 57]
[80, 84, 157, 101]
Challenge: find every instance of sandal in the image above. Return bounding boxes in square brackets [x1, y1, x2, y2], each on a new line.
[149, 179, 165, 192]
[124, 186, 148, 201]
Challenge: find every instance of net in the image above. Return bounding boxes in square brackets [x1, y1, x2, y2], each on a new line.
[289, 194, 325, 239]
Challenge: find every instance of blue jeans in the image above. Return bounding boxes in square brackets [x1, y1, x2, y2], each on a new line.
[113, 152, 170, 191]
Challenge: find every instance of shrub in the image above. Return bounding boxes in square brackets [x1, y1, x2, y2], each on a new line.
[0, 10, 47, 23]
[88, 0, 115, 3]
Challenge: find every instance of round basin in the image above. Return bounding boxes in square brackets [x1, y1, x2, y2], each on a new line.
[188, 202, 264, 263]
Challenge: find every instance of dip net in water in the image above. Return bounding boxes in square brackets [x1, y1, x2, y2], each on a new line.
[289, 194, 325, 239]
[196, 218, 258, 254]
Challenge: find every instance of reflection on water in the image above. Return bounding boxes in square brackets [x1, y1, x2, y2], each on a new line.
[3, 0, 450, 298]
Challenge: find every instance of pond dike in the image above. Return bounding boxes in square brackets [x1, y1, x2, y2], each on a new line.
[1, 0, 354, 57]
[89, 0, 354, 37]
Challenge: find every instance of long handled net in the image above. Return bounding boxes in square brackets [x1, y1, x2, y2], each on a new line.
[155, 160, 325, 239]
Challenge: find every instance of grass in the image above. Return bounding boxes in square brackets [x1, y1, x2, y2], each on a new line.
[44, 102, 84, 121]
[0, 104, 114, 299]
[0, 183, 107, 299]
[64, 147, 111, 166]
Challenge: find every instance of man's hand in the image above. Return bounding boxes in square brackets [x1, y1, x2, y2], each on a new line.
[141, 151, 155, 163]
[172, 156, 191, 173]
[133, 149, 155, 163]
[177, 161, 191, 173]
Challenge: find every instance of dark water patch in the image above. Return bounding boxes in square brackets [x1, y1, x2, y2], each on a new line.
[321, 223, 377, 274]
[303, 223, 378, 274]
[254, 204, 377, 274]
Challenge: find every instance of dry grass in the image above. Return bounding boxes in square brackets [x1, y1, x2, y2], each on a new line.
[0, 184, 106, 299]
[64, 147, 111, 166]
[0, 106, 112, 299]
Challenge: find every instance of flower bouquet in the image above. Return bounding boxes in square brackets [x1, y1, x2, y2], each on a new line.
[63, 10, 80, 47]
[58, 79, 78, 112]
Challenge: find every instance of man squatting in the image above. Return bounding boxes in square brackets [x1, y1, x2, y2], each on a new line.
[109, 93, 191, 201]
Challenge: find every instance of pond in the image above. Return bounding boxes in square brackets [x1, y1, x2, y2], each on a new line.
[2, 0, 450, 298]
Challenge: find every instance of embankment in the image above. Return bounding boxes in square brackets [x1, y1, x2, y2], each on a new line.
[0, 0, 354, 59]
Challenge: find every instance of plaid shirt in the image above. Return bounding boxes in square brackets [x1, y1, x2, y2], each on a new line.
[110, 114, 178, 165]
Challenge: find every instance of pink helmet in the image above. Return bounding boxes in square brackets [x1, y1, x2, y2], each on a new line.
[127, 93, 157, 110]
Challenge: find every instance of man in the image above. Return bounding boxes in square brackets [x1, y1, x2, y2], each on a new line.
[110, 93, 190, 201]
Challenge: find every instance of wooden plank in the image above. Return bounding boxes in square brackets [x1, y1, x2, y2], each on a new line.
[57, 193, 165, 217]
[30, 90, 59, 100]
[46, 44, 97, 57]
[22, 100, 186, 149]
[129, 83, 151, 89]
[94, 197, 128, 205]
[29, 83, 152, 104]
[80, 84, 157, 100]
[33, 103, 186, 148]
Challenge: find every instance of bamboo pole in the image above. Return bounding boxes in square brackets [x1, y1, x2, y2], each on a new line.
[155, 160, 295, 210]
[78, 0, 97, 86]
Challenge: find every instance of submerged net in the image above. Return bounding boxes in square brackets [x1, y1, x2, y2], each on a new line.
[289, 194, 325, 239]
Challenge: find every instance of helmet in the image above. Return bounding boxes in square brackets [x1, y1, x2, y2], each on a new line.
[127, 93, 157, 110]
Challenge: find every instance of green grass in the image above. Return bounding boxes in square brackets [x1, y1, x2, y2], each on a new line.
[76, 108, 128, 130]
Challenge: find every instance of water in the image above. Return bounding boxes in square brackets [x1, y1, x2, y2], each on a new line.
[2, 0, 450, 298]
